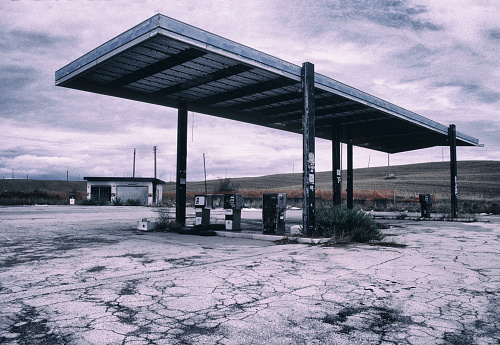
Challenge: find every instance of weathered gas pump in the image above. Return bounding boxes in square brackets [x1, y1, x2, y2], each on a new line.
[224, 194, 242, 230]
[262, 193, 287, 234]
[419, 194, 433, 218]
[194, 194, 212, 227]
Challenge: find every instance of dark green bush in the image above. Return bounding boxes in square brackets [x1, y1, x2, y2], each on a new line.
[81, 198, 107, 206]
[112, 197, 124, 206]
[213, 177, 240, 193]
[125, 198, 142, 206]
[316, 205, 384, 243]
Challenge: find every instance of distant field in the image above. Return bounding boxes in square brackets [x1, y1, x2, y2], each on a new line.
[2, 161, 500, 205]
[0, 180, 87, 195]
[162, 160, 500, 202]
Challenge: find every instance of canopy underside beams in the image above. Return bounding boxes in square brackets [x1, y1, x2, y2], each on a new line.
[56, 14, 479, 153]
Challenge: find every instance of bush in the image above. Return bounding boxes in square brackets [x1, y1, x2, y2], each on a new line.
[112, 197, 124, 206]
[316, 205, 384, 243]
[81, 198, 107, 206]
[213, 178, 239, 193]
[125, 198, 142, 206]
[154, 207, 182, 232]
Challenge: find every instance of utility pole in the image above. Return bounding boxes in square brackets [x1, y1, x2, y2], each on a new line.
[133, 149, 136, 178]
[153, 146, 157, 179]
[387, 153, 390, 177]
[203, 153, 208, 195]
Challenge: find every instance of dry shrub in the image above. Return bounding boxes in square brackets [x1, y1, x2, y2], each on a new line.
[316, 205, 384, 243]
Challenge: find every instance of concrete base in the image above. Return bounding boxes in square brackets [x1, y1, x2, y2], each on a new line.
[290, 225, 302, 235]
[214, 230, 330, 244]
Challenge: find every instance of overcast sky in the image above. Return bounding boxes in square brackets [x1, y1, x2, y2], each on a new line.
[1, 0, 499, 182]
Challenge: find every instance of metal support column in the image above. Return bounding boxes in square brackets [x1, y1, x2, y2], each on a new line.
[332, 124, 342, 206]
[302, 62, 315, 236]
[176, 109, 188, 227]
[347, 139, 354, 209]
[449, 124, 458, 218]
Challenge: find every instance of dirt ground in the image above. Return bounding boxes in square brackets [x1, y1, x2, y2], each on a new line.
[1, 205, 500, 344]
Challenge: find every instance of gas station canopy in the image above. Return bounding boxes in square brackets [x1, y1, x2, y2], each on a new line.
[55, 14, 478, 153]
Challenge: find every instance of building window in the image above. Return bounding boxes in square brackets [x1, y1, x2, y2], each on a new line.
[91, 186, 112, 202]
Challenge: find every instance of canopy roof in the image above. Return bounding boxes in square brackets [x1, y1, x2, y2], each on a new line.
[56, 14, 479, 153]
[84, 177, 166, 184]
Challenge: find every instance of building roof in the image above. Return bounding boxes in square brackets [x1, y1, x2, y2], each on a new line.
[84, 177, 166, 184]
[56, 14, 479, 153]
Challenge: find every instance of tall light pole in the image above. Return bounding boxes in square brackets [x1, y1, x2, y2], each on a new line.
[153, 146, 157, 179]
[133, 149, 136, 178]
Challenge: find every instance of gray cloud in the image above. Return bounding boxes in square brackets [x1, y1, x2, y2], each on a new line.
[0, 1, 498, 180]
[0, 64, 44, 118]
[435, 81, 500, 105]
[394, 44, 437, 68]
[486, 28, 500, 41]
[0, 65, 38, 92]
[477, 91, 500, 104]
[0, 27, 79, 124]
[326, 0, 443, 32]
[0, 27, 73, 54]
[0, 147, 26, 161]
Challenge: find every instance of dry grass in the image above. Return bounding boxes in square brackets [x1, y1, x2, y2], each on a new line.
[3, 161, 500, 211]
[161, 161, 500, 202]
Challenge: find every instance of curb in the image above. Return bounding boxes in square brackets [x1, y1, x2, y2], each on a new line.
[374, 216, 477, 222]
[214, 231, 330, 244]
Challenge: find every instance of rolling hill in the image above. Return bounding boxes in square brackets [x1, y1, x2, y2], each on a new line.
[164, 160, 500, 201]
[2, 161, 500, 202]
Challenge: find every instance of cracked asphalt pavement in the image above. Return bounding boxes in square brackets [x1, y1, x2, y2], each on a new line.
[1, 205, 500, 344]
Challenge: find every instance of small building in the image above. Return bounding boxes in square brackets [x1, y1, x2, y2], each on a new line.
[84, 177, 165, 205]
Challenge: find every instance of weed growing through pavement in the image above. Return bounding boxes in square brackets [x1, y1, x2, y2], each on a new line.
[315, 205, 384, 243]
[154, 207, 182, 232]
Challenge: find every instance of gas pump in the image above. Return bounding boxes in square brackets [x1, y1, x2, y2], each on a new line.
[223, 194, 242, 230]
[419, 194, 433, 218]
[194, 195, 212, 227]
[263, 193, 287, 234]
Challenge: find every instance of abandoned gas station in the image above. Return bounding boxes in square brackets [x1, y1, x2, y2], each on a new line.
[55, 14, 480, 235]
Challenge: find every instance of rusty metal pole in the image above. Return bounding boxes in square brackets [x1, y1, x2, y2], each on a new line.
[302, 62, 315, 236]
[332, 124, 342, 206]
[176, 109, 188, 227]
[449, 124, 458, 218]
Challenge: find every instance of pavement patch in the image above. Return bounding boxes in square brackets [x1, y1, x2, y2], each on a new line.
[2, 305, 68, 344]
[86, 265, 107, 273]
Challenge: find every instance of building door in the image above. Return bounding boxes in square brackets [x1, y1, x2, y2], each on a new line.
[90, 186, 112, 202]
[116, 186, 148, 205]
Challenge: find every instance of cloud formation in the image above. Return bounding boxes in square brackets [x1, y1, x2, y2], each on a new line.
[0, 0, 498, 182]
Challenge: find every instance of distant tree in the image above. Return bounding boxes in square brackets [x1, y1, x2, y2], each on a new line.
[213, 178, 239, 193]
